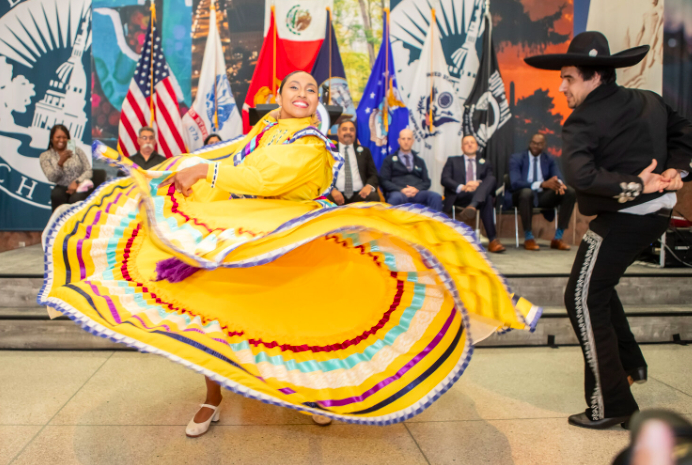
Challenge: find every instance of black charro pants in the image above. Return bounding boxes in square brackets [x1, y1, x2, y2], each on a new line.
[564, 211, 669, 420]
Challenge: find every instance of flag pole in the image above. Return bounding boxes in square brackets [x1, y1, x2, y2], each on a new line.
[271, 5, 277, 100]
[327, 7, 332, 105]
[212, 0, 219, 130]
[484, 0, 492, 144]
[383, 7, 389, 132]
[428, 8, 435, 133]
[149, 1, 156, 126]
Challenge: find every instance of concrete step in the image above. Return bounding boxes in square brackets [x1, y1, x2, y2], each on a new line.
[478, 305, 692, 347]
[505, 274, 692, 307]
[4, 272, 692, 311]
[1, 305, 690, 350]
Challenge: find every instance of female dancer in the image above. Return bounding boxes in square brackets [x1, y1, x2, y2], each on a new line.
[40, 71, 540, 438]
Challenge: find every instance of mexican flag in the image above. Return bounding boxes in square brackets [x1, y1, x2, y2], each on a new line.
[242, 1, 332, 133]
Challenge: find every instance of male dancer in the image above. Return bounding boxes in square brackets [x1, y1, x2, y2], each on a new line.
[525, 31, 692, 429]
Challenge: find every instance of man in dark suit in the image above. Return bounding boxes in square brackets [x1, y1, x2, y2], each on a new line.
[328, 120, 380, 205]
[118, 126, 166, 176]
[441, 135, 505, 253]
[526, 31, 692, 429]
[508, 133, 576, 251]
[379, 128, 443, 211]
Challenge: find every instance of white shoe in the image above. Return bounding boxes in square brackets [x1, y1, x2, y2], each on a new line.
[312, 414, 332, 426]
[186, 403, 221, 438]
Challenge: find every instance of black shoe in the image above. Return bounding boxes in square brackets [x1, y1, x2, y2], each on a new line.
[626, 366, 647, 384]
[568, 412, 632, 430]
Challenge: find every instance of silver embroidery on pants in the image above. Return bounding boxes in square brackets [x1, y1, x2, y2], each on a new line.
[574, 230, 605, 420]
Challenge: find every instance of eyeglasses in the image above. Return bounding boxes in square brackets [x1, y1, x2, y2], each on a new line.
[139, 135, 156, 141]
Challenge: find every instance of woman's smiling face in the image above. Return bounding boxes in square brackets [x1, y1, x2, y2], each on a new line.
[51, 128, 69, 150]
[277, 72, 319, 119]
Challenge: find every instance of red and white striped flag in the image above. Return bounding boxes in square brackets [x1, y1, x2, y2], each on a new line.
[118, 11, 186, 158]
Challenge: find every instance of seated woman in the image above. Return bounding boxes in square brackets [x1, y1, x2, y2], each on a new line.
[204, 133, 222, 146]
[40, 71, 541, 437]
[39, 124, 93, 211]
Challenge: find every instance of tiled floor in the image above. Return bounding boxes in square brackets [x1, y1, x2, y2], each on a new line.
[2, 345, 691, 465]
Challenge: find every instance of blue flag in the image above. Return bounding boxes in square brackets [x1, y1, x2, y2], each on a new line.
[355, 10, 409, 168]
[311, 11, 355, 134]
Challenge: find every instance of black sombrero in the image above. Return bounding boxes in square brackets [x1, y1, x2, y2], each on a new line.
[524, 31, 650, 70]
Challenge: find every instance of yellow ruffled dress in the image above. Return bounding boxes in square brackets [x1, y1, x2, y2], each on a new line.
[39, 115, 541, 425]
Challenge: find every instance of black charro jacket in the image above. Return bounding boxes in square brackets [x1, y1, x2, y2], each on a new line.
[562, 82, 692, 216]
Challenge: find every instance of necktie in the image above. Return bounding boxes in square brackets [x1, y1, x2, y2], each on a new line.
[344, 145, 353, 198]
[466, 157, 474, 183]
[532, 156, 539, 207]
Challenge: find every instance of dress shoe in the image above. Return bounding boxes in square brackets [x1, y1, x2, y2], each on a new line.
[186, 403, 221, 438]
[568, 411, 632, 430]
[312, 414, 332, 426]
[626, 366, 647, 384]
[550, 239, 571, 250]
[487, 239, 506, 253]
[460, 206, 477, 221]
[523, 239, 540, 251]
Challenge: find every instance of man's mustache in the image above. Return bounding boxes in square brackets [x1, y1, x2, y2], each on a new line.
[141, 143, 155, 150]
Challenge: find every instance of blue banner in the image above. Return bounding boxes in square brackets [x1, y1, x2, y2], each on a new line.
[355, 10, 409, 168]
[311, 11, 356, 133]
[0, 0, 92, 230]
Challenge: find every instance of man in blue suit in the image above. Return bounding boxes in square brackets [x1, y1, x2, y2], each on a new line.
[509, 133, 576, 250]
[441, 135, 505, 253]
[379, 128, 443, 211]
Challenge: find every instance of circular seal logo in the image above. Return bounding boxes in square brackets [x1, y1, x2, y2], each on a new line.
[438, 91, 453, 109]
[286, 5, 312, 35]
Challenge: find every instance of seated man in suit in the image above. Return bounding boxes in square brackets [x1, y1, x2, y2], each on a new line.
[441, 135, 505, 253]
[379, 128, 443, 211]
[328, 120, 380, 205]
[509, 133, 576, 251]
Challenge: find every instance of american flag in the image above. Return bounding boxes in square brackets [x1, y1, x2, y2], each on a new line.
[118, 18, 187, 158]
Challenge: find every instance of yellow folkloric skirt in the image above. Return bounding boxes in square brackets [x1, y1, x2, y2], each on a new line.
[38, 144, 541, 425]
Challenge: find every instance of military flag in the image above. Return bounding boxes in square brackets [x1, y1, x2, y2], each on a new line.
[183, 2, 241, 150]
[311, 7, 355, 133]
[407, 9, 464, 194]
[355, 9, 409, 168]
[462, 13, 513, 183]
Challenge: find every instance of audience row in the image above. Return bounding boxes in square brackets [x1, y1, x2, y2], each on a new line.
[328, 120, 576, 253]
[40, 121, 576, 255]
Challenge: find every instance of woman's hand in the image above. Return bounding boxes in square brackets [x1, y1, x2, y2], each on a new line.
[66, 180, 78, 194]
[159, 164, 209, 197]
[57, 150, 73, 167]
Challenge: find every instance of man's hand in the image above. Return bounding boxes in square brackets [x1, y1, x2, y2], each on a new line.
[401, 186, 418, 197]
[159, 164, 209, 197]
[661, 168, 684, 192]
[358, 185, 374, 199]
[638, 159, 670, 194]
[463, 180, 481, 192]
[58, 150, 73, 168]
[541, 176, 561, 192]
[66, 180, 78, 194]
[331, 188, 345, 205]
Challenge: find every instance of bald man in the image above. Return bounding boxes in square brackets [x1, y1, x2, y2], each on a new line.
[379, 129, 443, 211]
